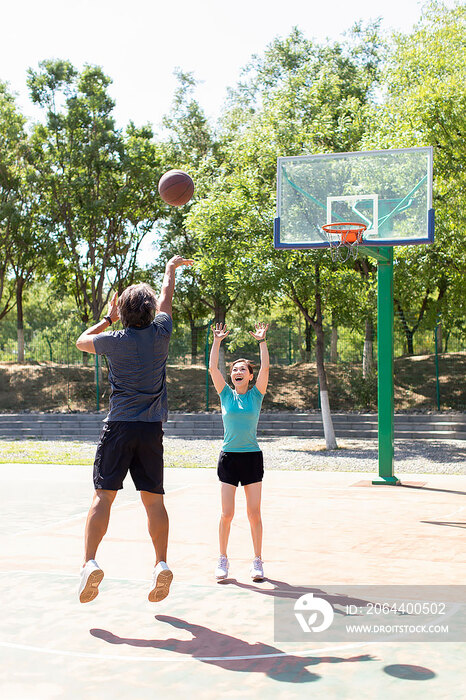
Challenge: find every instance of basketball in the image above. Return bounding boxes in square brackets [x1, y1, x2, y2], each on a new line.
[158, 169, 194, 207]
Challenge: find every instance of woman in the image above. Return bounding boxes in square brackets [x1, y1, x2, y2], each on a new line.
[209, 321, 269, 582]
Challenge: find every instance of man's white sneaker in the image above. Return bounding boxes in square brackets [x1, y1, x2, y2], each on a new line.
[79, 560, 104, 603]
[148, 561, 173, 602]
[250, 556, 265, 582]
[215, 555, 229, 580]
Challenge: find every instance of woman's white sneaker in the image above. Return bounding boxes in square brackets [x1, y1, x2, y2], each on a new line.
[215, 555, 229, 580]
[250, 556, 264, 581]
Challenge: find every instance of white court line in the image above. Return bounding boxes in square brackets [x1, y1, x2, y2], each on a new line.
[12, 484, 193, 536]
[0, 639, 370, 662]
[438, 506, 465, 520]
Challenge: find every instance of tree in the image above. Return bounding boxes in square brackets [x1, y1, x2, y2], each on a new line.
[215, 27, 383, 444]
[186, 178, 266, 376]
[362, 1, 466, 351]
[150, 70, 225, 362]
[27, 60, 164, 329]
[162, 69, 217, 168]
[0, 83, 26, 323]
[8, 179, 55, 361]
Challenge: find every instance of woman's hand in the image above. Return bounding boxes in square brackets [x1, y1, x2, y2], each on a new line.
[212, 323, 231, 342]
[249, 322, 269, 342]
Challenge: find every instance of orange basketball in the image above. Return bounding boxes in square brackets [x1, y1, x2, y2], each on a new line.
[342, 230, 358, 244]
[158, 170, 194, 207]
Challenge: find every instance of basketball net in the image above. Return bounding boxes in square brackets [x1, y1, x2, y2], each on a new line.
[322, 222, 367, 262]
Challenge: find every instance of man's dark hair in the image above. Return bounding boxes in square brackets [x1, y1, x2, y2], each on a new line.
[118, 283, 157, 328]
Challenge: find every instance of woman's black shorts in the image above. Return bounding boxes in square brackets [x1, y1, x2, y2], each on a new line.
[217, 450, 264, 487]
[93, 421, 164, 493]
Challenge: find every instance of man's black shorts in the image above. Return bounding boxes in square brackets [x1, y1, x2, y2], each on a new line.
[93, 421, 164, 493]
[217, 450, 264, 487]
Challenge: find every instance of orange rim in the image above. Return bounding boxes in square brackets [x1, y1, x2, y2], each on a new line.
[322, 222, 367, 244]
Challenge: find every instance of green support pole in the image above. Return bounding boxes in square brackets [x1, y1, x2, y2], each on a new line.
[372, 247, 399, 485]
[434, 322, 441, 410]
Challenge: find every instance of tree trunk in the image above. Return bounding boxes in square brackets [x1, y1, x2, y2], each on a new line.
[81, 313, 89, 366]
[289, 266, 337, 449]
[315, 323, 337, 449]
[297, 315, 305, 362]
[406, 329, 414, 355]
[362, 317, 374, 378]
[436, 323, 442, 354]
[444, 330, 450, 353]
[330, 323, 338, 363]
[314, 264, 337, 449]
[396, 296, 430, 357]
[16, 277, 25, 363]
[305, 319, 312, 362]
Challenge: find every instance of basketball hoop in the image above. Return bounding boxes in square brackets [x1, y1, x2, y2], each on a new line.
[322, 222, 367, 262]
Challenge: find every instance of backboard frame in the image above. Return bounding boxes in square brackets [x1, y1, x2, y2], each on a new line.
[274, 146, 434, 250]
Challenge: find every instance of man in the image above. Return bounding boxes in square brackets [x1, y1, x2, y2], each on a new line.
[76, 255, 193, 604]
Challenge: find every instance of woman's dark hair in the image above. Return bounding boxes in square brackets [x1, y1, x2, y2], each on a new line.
[230, 358, 255, 378]
[118, 283, 157, 328]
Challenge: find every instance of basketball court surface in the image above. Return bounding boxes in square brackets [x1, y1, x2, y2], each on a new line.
[1, 462, 465, 699]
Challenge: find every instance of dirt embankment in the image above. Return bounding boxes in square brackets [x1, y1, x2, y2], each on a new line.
[0, 352, 464, 413]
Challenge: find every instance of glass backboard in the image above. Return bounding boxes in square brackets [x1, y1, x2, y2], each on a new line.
[274, 147, 434, 249]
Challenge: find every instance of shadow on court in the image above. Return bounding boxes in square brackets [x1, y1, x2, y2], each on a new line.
[420, 521, 466, 529]
[91, 615, 373, 682]
[221, 578, 377, 612]
[383, 664, 436, 680]
[400, 484, 466, 496]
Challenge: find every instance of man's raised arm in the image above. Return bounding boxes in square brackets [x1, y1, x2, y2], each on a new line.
[157, 256, 194, 316]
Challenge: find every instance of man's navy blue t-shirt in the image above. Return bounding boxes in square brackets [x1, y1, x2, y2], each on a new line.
[93, 313, 172, 422]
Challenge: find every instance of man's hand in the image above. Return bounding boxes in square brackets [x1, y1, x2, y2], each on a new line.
[212, 323, 231, 343]
[107, 292, 119, 323]
[166, 256, 194, 270]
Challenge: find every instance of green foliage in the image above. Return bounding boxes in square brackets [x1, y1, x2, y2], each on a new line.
[0, 281, 84, 361]
[0, 6, 464, 371]
[27, 60, 164, 321]
[362, 1, 466, 347]
[0, 83, 28, 320]
[347, 368, 378, 409]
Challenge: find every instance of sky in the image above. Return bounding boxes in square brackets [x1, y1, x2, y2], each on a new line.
[0, 0, 445, 132]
